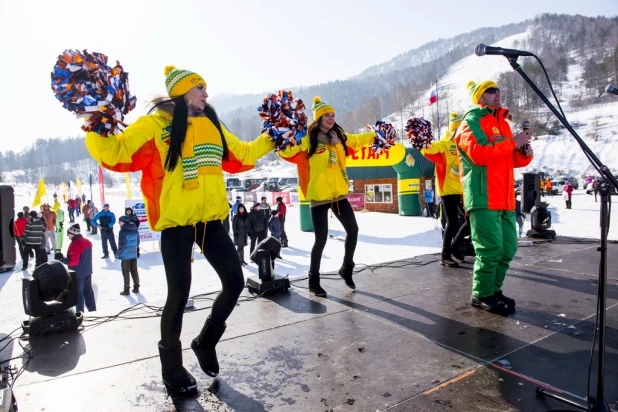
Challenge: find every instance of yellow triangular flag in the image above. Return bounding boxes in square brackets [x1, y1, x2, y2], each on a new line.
[32, 177, 47, 207]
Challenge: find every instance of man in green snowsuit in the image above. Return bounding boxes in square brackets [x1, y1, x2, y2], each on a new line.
[455, 80, 533, 314]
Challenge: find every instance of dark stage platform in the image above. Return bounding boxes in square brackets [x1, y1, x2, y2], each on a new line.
[3, 237, 618, 411]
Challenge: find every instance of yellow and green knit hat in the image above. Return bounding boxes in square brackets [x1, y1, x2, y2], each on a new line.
[466, 80, 498, 105]
[164, 66, 207, 98]
[312, 96, 335, 120]
[448, 112, 463, 132]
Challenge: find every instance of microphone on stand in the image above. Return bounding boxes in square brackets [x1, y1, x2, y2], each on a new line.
[522, 120, 531, 155]
[606, 84, 618, 96]
[475, 43, 534, 58]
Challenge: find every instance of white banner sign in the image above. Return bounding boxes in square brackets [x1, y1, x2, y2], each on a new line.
[125, 200, 161, 242]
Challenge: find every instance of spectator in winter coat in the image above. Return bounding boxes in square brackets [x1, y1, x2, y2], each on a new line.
[53, 197, 61, 213]
[92, 203, 117, 258]
[259, 196, 271, 222]
[22, 211, 46, 269]
[124, 207, 141, 228]
[14, 212, 29, 267]
[75, 196, 82, 217]
[275, 196, 288, 247]
[232, 204, 249, 265]
[88, 204, 99, 234]
[68, 198, 76, 222]
[545, 178, 553, 197]
[231, 196, 242, 217]
[564, 181, 574, 209]
[268, 210, 282, 240]
[41, 203, 57, 254]
[423, 188, 435, 218]
[248, 202, 268, 253]
[37, 212, 49, 265]
[515, 194, 525, 237]
[456, 79, 533, 315]
[61, 224, 96, 313]
[82, 200, 92, 231]
[82, 194, 86, 204]
[116, 216, 140, 295]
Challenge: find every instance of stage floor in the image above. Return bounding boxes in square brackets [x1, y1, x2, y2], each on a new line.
[3, 237, 618, 411]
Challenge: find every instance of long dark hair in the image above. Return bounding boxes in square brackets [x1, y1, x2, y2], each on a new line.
[306, 117, 349, 159]
[149, 97, 229, 172]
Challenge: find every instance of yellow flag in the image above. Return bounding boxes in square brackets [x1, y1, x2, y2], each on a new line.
[125, 173, 132, 199]
[32, 177, 47, 207]
[76, 177, 82, 194]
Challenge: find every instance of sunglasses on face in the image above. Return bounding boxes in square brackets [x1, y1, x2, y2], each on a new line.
[484, 87, 500, 94]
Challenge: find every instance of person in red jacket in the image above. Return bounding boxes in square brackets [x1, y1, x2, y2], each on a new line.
[456, 80, 533, 315]
[68, 198, 77, 223]
[275, 196, 288, 247]
[564, 180, 574, 209]
[14, 212, 29, 268]
[61, 224, 96, 313]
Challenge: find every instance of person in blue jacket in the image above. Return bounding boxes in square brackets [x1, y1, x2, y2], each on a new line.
[116, 215, 140, 295]
[231, 196, 242, 217]
[92, 203, 117, 258]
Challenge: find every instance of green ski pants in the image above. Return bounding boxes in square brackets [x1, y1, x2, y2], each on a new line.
[469, 209, 517, 298]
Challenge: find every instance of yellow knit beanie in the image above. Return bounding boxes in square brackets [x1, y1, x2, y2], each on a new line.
[466, 80, 498, 105]
[448, 112, 463, 132]
[164, 65, 207, 98]
[311, 96, 336, 120]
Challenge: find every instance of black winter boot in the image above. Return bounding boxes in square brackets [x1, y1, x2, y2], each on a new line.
[470, 296, 510, 315]
[440, 255, 460, 268]
[120, 286, 130, 296]
[338, 261, 356, 289]
[308, 273, 327, 297]
[191, 317, 226, 377]
[132, 285, 140, 294]
[158, 341, 197, 396]
[494, 290, 516, 312]
[450, 243, 465, 262]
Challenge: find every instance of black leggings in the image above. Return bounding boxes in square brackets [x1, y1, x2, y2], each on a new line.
[441, 194, 470, 256]
[309, 199, 358, 274]
[160, 220, 245, 346]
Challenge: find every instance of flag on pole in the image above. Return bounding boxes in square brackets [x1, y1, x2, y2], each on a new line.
[426, 85, 438, 106]
[98, 167, 106, 205]
[76, 177, 82, 195]
[124, 173, 132, 200]
[32, 177, 47, 207]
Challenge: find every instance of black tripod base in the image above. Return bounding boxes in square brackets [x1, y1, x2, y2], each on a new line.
[536, 387, 587, 411]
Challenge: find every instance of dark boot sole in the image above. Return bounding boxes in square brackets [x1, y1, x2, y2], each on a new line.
[309, 289, 327, 297]
[470, 301, 510, 315]
[440, 261, 460, 268]
[191, 341, 219, 378]
[163, 381, 198, 396]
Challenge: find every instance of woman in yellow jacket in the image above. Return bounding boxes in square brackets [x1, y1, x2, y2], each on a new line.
[279, 97, 377, 297]
[86, 66, 274, 396]
[421, 112, 470, 268]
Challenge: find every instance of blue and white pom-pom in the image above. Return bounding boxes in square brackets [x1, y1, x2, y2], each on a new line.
[51, 49, 136, 137]
[405, 117, 433, 150]
[257, 90, 307, 151]
[366, 121, 397, 154]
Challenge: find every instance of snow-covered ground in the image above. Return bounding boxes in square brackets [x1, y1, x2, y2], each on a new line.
[1, 183, 616, 331]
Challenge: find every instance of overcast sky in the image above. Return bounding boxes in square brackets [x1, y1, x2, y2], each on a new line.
[1, 0, 616, 152]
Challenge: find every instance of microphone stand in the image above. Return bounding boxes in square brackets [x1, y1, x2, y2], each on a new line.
[506, 56, 616, 412]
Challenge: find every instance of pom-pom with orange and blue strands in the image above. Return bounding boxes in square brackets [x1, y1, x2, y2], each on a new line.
[257, 90, 307, 151]
[51, 49, 137, 137]
[366, 121, 397, 154]
[405, 117, 433, 150]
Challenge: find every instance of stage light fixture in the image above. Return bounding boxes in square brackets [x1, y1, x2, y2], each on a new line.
[246, 237, 290, 295]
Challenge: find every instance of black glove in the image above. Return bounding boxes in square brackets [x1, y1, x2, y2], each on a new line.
[60, 222, 64, 229]
[55, 252, 64, 260]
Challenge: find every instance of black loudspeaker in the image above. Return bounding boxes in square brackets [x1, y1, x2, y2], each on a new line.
[0, 185, 16, 273]
[522, 173, 541, 213]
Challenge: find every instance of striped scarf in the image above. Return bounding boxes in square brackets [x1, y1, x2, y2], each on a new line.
[181, 117, 224, 189]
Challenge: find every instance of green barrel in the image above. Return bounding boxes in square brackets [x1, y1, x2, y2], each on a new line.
[298, 186, 314, 232]
[392, 152, 422, 216]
